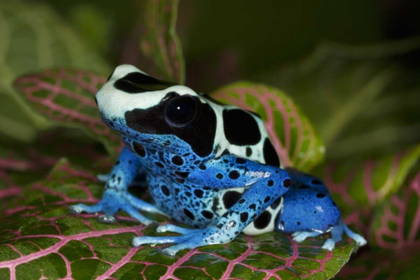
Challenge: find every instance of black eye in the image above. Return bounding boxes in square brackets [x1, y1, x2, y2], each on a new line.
[164, 95, 197, 127]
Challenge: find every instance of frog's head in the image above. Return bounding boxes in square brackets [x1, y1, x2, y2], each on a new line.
[96, 65, 219, 158]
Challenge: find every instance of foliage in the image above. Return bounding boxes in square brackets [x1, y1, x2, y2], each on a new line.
[0, 0, 419, 279]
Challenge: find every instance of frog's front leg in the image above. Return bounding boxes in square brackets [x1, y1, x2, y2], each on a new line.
[69, 147, 165, 225]
[132, 154, 291, 256]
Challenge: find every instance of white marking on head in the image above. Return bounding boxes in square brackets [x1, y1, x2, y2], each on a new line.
[96, 65, 199, 121]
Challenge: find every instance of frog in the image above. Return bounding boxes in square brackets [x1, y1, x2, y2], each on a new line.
[69, 65, 366, 256]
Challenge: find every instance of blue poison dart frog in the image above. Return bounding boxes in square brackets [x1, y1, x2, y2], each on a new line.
[69, 65, 367, 256]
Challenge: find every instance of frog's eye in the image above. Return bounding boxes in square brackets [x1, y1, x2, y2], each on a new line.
[164, 95, 197, 127]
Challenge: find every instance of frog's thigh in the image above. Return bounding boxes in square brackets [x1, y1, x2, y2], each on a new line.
[242, 196, 284, 235]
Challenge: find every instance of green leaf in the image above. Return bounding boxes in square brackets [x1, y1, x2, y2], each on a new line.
[0, 0, 110, 143]
[0, 159, 359, 279]
[315, 145, 420, 233]
[14, 69, 122, 155]
[212, 82, 325, 172]
[370, 171, 420, 250]
[335, 250, 420, 280]
[139, 0, 185, 84]
[257, 38, 420, 160]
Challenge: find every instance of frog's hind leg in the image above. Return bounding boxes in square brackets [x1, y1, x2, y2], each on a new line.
[322, 219, 367, 250]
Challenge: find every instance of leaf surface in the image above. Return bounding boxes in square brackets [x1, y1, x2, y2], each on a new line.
[0, 0, 110, 143]
[139, 0, 185, 84]
[14, 69, 122, 155]
[316, 145, 420, 234]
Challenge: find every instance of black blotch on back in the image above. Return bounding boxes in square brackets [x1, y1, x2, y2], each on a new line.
[114, 72, 176, 93]
[254, 211, 272, 229]
[246, 147, 252, 157]
[223, 109, 261, 146]
[263, 138, 280, 167]
[223, 191, 242, 209]
[312, 179, 323, 185]
[125, 93, 217, 157]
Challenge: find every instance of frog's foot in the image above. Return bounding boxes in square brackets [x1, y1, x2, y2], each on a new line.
[322, 220, 367, 251]
[97, 174, 109, 182]
[292, 231, 322, 242]
[132, 224, 223, 257]
[69, 188, 166, 225]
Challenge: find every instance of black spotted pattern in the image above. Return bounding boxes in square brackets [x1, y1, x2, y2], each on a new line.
[223, 109, 261, 146]
[263, 138, 280, 167]
[114, 72, 177, 93]
[223, 191, 242, 209]
[254, 211, 272, 229]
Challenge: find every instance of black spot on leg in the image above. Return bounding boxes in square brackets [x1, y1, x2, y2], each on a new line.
[283, 179, 291, 188]
[199, 164, 206, 170]
[133, 142, 146, 157]
[155, 162, 164, 168]
[216, 173, 223, 179]
[267, 180, 274, 187]
[228, 170, 240, 180]
[264, 196, 271, 203]
[175, 171, 190, 178]
[194, 189, 204, 198]
[316, 193, 326, 198]
[223, 109, 261, 145]
[298, 184, 310, 189]
[263, 138, 280, 167]
[201, 210, 214, 219]
[171, 156, 184, 165]
[223, 191, 242, 209]
[183, 208, 195, 220]
[240, 212, 249, 223]
[270, 197, 282, 209]
[254, 211, 272, 229]
[161, 185, 170, 196]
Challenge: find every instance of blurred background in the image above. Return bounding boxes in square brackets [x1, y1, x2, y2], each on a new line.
[1, 0, 420, 162]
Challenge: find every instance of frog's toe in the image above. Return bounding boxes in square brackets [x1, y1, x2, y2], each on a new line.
[96, 174, 109, 182]
[343, 223, 367, 246]
[69, 203, 104, 214]
[322, 239, 336, 251]
[156, 224, 198, 234]
[98, 214, 117, 224]
[292, 231, 322, 243]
